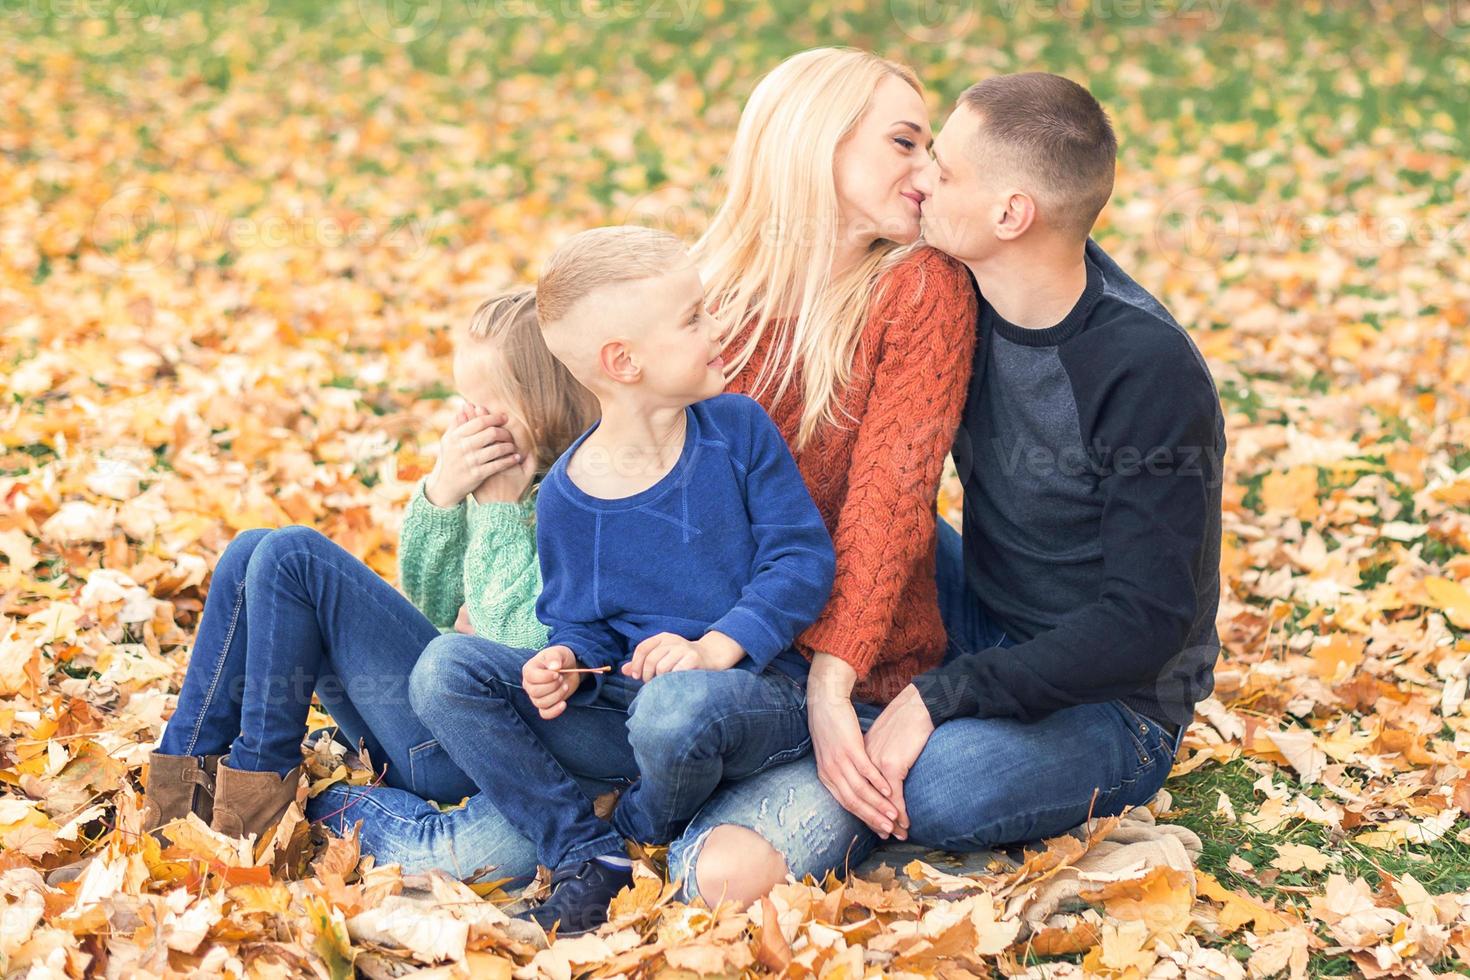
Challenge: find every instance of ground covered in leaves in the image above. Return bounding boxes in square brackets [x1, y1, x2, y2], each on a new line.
[2, 1, 1469, 977]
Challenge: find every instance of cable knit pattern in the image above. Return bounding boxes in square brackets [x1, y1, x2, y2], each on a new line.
[398, 479, 549, 649]
[723, 247, 978, 704]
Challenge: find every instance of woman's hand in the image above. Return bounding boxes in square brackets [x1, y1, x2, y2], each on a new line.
[807, 654, 903, 839]
[861, 684, 936, 839]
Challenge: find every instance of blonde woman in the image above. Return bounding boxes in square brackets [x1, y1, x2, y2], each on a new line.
[667, 47, 978, 904]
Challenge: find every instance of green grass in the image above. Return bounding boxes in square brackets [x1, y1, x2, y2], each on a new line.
[1167, 758, 1470, 976]
[6, 2, 1467, 215]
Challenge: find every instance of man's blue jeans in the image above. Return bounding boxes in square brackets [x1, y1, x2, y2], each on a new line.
[665, 517, 1188, 901]
[404, 633, 812, 870]
[158, 526, 477, 801]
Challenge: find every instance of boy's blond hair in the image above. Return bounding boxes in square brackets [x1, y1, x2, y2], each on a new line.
[461, 287, 600, 488]
[535, 226, 688, 331]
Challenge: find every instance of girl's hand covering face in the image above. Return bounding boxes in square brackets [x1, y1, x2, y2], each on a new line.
[425, 403, 524, 507]
[464, 403, 539, 504]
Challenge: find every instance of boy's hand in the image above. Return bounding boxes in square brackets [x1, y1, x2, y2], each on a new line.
[522, 645, 582, 719]
[622, 631, 745, 680]
[424, 405, 522, 508]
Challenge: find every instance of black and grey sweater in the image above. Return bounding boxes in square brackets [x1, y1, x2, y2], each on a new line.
[912, 240, 1226, 732]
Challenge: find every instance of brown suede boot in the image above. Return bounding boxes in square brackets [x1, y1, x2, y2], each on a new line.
[45, 750, 219, 886]
[195, 754, 224, 825]
[139, 751, 220, 831]
[210, 762, 304, 842]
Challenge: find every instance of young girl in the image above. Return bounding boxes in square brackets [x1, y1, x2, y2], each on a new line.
[48, 289, 597, 883]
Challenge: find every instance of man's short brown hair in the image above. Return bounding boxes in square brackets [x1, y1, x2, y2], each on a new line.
[959, 72, 1117, 240]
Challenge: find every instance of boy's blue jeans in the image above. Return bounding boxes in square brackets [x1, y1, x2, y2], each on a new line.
[404, 633, 811, 870]
[158, 526, 477, 801]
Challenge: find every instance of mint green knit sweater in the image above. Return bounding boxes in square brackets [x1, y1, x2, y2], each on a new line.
[397, 479, 548, 649]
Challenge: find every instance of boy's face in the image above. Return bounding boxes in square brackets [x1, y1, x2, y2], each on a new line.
[611, 262, 727, 405]
[913, 104, 1013, 264]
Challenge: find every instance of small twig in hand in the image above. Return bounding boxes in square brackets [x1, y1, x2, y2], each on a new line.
[552, 665, 611, 674]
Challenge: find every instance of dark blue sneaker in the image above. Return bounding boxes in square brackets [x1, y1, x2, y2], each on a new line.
[520, 858, 635, 936]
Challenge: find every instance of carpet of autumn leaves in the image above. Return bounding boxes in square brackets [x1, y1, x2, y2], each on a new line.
[3, 1, 1470, 977]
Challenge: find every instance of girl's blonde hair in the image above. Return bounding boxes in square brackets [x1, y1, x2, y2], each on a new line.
[464, 288, 600, 496]
[695, 47, 925, 450]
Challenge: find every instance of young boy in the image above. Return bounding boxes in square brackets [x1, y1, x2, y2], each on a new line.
[407, 226, 836, 935]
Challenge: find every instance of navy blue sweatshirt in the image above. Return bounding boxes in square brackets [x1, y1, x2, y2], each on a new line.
[911, 241, 1226, 731]
[534, 392, 836, 697]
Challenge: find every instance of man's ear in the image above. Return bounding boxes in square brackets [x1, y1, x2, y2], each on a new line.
[995, 190, 1036, 241]
[599, 339, 641, 384]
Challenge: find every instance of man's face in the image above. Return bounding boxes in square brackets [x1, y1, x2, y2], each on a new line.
[914, 104, 1011, 264]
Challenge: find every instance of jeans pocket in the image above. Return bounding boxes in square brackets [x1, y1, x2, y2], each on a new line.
[750, 677, 813, 776]
[751, 734, 813, 777]
[407, 738, 443, 798]
[1110, 702, 1155, 769]
[774, 670, 809, 707]
[758, 728, 817, 775]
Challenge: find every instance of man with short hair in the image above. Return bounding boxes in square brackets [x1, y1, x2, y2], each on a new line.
[861, 72, 1227, 849]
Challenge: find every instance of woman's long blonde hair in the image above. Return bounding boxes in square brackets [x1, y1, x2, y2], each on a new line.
[695, 47, 925, 450]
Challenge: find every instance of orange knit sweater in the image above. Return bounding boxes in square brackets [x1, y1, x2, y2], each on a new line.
[722, 247, 979, 705]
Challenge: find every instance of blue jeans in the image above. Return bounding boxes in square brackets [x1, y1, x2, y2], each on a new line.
[157, 526, 476, 801]
[664, 517, 1187, 901]
[316, 518, 1183, 893]
[404, 633, 812, 870]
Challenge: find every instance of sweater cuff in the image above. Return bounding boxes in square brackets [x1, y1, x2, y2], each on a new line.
[909, 664, 981, 725]
[797, 616, 881, 681]
[706, 608, 784, 671]
[409, 479, 467, 530]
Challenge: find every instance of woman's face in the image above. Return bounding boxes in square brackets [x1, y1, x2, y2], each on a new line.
[832, 75, 932, 250]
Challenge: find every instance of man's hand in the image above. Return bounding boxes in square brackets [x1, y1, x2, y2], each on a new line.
[806, 654, 902, 838]
[621, 631, 745, 680]
[453, 604, 474, 635]
[861, 684, 936, 839]
[424, 405, 522, 508]
[522, 645, 582, 719]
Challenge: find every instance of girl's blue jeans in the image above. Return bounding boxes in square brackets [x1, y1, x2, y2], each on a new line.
[158, 526, 477, 801]
[305, 517, 1185, 899]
